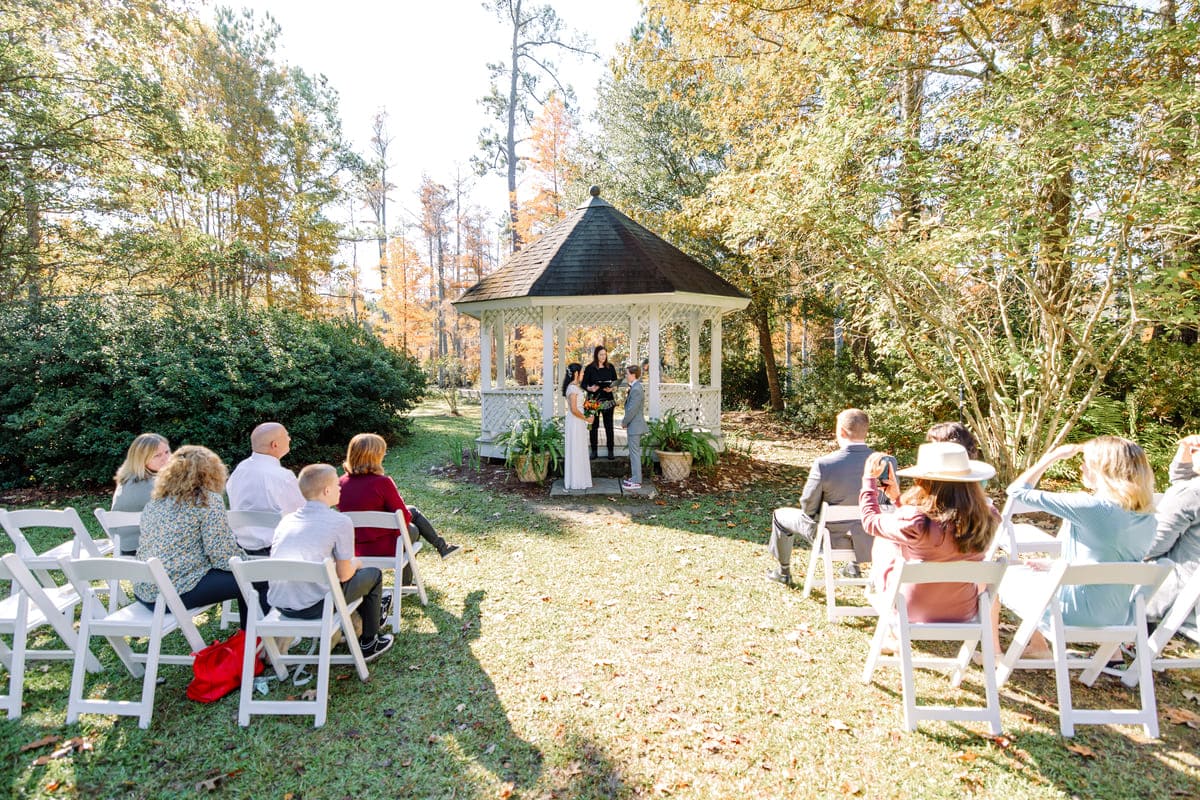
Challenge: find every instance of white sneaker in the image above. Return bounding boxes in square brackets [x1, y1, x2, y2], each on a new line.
[622, 480, 641, 489]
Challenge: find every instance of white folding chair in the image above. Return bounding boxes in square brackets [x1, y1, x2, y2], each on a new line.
[799, 503, 876, 622]
[1120, 566, 1200, 687]
[862, 560, 1007, 734]
[985, 496, 1064, 561]
[218, 510, 283, 630]
[0, 553, 103, 718]
[93, 509, 142, 558]
[59, 555, 212, 729]
[229, 557, 369, 727]
[344, 510, 427, 632]
[0, 508, 114, 587]
[995, 561, 1169, 737]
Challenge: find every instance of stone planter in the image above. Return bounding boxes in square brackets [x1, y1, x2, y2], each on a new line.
[513, 452, 551, 483]
[656, 450, 693, 482]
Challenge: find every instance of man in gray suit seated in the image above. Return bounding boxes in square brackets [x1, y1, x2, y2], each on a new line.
[767, 408, 887, 585]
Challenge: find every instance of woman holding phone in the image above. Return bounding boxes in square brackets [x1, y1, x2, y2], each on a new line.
[861, 442, 1000, 627]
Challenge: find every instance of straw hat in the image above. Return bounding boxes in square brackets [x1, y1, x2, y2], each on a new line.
[896, 442, 995, 483]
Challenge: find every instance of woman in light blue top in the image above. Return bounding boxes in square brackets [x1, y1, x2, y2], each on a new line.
[996, 436, 1157, 657]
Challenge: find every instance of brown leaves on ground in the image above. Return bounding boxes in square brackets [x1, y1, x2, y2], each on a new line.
[28, 737, 93, 766]
[1163, 706, 1200, 729]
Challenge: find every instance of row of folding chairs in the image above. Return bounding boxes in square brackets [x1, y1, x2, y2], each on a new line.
[1, 505, 428, 727]
[801, 500, 1200, 737]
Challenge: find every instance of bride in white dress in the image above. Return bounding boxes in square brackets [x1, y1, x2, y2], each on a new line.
[562, 363, 593, 491]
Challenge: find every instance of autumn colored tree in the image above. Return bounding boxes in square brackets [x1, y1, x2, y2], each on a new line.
[476, 0, 594, 252]
[515, 92, 579, 242]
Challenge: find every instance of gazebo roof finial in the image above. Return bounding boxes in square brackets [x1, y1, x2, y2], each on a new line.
[589, 184, 600, 197]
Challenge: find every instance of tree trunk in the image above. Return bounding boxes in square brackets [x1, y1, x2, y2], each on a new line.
[506, 0, 522, 252]
[751, 299, 783, 411]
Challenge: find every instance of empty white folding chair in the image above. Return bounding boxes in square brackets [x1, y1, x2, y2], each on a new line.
[0, 508, 114, 588]
[995, 561, 1169, 738]
[218, 510, 283, 630]
[92, 509, 142, 558]
[344, 510, 427, 632]
[862, 559, 1007, 734]
[799, 503, 876, 622]
[0, 553, 103, 718]
[229, 557, 369, 727]
[1119, 566, 1200, 688]
[985, 496, 1064, 561]
[59, 555, 212, 729]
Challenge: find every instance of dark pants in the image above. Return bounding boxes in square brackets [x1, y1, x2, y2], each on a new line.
[590, 406, 615, 458]
[139, 568, 268, 630]
[409, 506, 447, 554]
[280, 567, 383, 641]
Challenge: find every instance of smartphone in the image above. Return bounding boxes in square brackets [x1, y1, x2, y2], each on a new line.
[878, 460, 894, 486]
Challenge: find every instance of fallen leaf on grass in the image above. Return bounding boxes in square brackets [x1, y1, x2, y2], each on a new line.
[20, 735, 61, 753]
[1182, 690, 1200, 704]
[498, 782, 515, 798]
[1164, 706, 1200, 728]
[840, 782, 863, 795]
[32, 737, 93, 766]
[951, 751, 978, 762]
[1066, 743, 1097, 758]
[829, 719, 851, 732]
[986, 735, 1013, 749]
[44, 780, 61, 792]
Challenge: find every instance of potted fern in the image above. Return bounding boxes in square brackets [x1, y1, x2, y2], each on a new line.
[494, 403, 564, 483]
[642, 409, 718, 481]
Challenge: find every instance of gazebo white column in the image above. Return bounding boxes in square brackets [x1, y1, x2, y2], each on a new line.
[688, 311, 700, 389]
[648, 305, 661, 419]
[495, 321, 506, 388]
[541, 307, 555, 418]
[628, 307, 640, 367]
[480, 313, 493, 390]
[710, 315, 723, 391]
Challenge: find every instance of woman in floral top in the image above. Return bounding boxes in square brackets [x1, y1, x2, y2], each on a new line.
[135, 446, 261, 628]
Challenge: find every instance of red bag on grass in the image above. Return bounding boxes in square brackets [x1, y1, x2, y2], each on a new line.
[187, 630, 264, 703]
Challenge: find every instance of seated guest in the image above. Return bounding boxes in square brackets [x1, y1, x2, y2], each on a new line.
[337, 433, 459, 560]
[135, 446, 263, 629]
[269, 464, 394, 662]
[226, 422, 305, 555]
[1146, 434, 1200, 621]
[767, 409, 894, 585]
[994, 436, 1157, 657]
[926, 421, 981, 460]
[861, 442, 999, 625]
[110, 433, 171, 555]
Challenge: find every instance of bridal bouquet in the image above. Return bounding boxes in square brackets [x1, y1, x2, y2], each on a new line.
[583, 398, 602, 422]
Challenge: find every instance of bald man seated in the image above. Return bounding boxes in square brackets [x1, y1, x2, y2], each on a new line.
[226, 422, 306, 556]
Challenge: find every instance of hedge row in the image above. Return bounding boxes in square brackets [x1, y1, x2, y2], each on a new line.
[0, 295, 426, 489]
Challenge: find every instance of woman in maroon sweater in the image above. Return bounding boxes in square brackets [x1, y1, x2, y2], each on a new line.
[338, 433, 459, 559]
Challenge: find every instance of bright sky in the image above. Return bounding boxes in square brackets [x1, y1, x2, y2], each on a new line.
[223, 0, 645, 282]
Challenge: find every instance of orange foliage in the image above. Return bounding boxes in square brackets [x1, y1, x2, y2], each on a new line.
[516, 93, 578, 243]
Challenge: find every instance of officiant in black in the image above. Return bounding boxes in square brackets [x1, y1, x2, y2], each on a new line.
[583, 345, 619, 460]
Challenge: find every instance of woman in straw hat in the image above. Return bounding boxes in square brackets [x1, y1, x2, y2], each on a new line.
[861, 442, 1000, 626]
[993, 436, 1157, 658]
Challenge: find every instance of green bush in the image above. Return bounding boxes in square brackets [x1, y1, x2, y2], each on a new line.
[0, 295, 426, 488]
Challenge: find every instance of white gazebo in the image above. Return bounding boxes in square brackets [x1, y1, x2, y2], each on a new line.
[453, 187, 750, 458]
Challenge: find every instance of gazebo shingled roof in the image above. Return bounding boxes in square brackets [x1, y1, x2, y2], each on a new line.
[454, 188, 748, 308]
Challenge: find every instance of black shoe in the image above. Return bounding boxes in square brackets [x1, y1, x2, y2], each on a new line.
[606, 454, 615, 460]
[840, 563, 862, 579]
[360, 634, 395, 663]
[380, 591, 393, 619]
[590, 450, 598, 460]
[765, 567, 793, 586]
[439, 544, 461, 560]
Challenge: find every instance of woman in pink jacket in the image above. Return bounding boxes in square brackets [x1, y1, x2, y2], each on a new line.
[860, 442, 999, 626]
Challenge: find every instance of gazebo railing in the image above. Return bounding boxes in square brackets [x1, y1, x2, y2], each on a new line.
[479, 383, 723, 444]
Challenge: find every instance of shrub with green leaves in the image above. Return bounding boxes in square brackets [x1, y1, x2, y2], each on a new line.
[0, 295, 426, 488]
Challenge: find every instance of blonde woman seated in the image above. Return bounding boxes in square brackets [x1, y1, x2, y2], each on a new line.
[110, 433, 171, 555]
[135, 446, 263, 629]
[337, 433, 460, 560]
[994, 436, 1157, 658]
[860, 442, 999, 634]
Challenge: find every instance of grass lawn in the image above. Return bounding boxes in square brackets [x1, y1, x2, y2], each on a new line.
[3, 400, 1200, 799]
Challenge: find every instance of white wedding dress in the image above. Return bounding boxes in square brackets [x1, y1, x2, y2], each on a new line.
[563, 384, 592, 491]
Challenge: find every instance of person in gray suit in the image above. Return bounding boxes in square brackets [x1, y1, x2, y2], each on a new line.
[767, 408, 894, 585]
[1146, 434, 1200, 621]
[621, 364, 648, 489]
